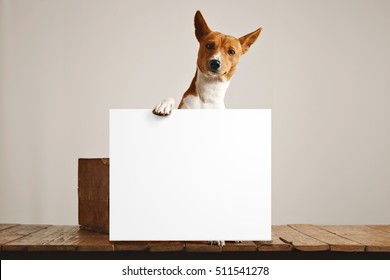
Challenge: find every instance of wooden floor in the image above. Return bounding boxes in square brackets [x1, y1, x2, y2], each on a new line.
[1, 224, 390, 253]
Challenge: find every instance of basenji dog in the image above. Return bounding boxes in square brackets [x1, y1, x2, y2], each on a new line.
[153, 11, 262, 247]
[152, 10, 261, 116]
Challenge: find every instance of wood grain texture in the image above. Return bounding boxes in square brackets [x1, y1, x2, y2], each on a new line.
[71, 228, 113, 251]
[113, 241, 150, 251]
[76, 236, 114, 251]
[0, 225, 49, 248]
[78, 159, 109, 200]
[272, 225, 329, 251]
[222, 241, 258, 252]
[0, 224, 48, 236]
[78, 199, 109, 233]
[290, 224, 365, 252]
[0, 224, 19, 232]
[255, 233, 293, 251]
[1, 224, 390, 253]
[185, 241, 222, 252]
[78, 158, 109, 233]
[148, 241, 185, 252]
[368, 225, 390, 234]
[40, 226, 81, 251]
[321, 225, 390, 252]
[2, 226, 78, 251]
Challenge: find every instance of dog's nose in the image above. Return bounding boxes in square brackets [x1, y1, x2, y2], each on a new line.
[209, 59, 221, 71]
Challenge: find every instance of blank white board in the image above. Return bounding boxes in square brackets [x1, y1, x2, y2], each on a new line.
[110, 109, 271, 241]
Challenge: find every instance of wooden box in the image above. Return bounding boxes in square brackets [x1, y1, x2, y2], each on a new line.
[78, 158, 109, 233]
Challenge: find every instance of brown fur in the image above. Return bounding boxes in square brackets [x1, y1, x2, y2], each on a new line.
[153, 11, 261, 116]
[178, 11, 262, 107]
[197, 32, 243, 81]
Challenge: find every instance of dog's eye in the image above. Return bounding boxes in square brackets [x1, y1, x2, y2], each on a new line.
[228, 49, 235, 56]
[206, 43, 215, 50]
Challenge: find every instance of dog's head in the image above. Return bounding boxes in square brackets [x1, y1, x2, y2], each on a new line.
[194, 11, 261, 82]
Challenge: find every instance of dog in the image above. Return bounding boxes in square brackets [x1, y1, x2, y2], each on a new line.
[153, 11, 261, 246]
[152, 10, 261, 116]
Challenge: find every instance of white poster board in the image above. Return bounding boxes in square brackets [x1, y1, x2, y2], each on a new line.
[110, 109, 271, 241]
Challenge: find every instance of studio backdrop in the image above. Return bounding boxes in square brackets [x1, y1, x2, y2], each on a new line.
[0, 0, 389, 225]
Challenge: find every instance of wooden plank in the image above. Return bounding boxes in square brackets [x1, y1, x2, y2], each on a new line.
[42, 227, 97, 251]
[290, 224, 365, 252]
[0, 225, 49, 249]
[0, 224, 19, 232]
[222, 241, 258, 252]
[76, 235, 114, 251]
[0, 224, 48, 236]
[185, 241, 222, 252]
[321, 225, 390, 252]
[272, 225, 329, 251]
[22, 227, 114, 251]
[2, 226, 78, 251]
[255, 233, 293, 251]
[113, 241, 150, 251]
[36, 226, 80, 251]
[368, 225, 390, 234]
[0, 235, 25, 248]
[148, 241, 185, 252]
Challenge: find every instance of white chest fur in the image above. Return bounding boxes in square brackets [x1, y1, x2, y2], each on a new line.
[181, 69, 230, 109]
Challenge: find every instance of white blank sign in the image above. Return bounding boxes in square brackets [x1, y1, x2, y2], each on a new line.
[110, 109, 271, 241]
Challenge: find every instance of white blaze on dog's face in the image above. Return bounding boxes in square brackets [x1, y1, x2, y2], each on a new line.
[194, 11, 262, 82]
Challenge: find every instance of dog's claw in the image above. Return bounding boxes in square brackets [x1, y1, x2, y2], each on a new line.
[152, 109, 168, 116]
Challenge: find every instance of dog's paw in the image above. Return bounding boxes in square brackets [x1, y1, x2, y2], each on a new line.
[210, 240, 225, 246]
[152, 97, 175, 116]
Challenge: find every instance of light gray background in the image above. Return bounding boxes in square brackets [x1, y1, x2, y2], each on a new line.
[1, 0, 389, 225]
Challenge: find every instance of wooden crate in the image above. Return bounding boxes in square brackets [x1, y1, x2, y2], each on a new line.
[78, 158, 109, 233]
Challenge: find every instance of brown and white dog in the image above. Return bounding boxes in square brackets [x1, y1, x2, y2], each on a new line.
[153, 10, 261, 116]
[152, 11, 261, 246]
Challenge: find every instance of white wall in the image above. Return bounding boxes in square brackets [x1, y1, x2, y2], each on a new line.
[0, 0, 389, 225]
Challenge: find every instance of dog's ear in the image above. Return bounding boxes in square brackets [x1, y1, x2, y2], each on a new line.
[194, 11, 212, 42]
[239, 28, 262, 54]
